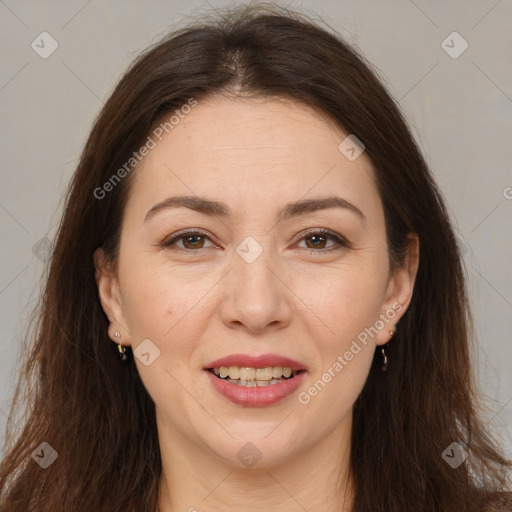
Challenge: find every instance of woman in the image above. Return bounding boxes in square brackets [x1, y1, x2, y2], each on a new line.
[1, 3, 511, 511]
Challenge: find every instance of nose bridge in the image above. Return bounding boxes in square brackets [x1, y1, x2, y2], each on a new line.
[233, 235, 279, 298]
[222, 235, 292, 330]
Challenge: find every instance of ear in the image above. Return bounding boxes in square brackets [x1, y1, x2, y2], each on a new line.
[375, 233, 420, 346]
[93, 247, 132, 346]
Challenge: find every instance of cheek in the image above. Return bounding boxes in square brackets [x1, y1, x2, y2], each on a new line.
[118, 267, 207, 400]
[292, 255, 388, 415]
[295, 268, 381, 422]
[120, 274, 172, 339]
[118, 252, 205, 335]
[296, 259, 388, 341]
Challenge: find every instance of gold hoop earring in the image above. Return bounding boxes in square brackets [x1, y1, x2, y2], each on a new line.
[115, 331, 128, 362]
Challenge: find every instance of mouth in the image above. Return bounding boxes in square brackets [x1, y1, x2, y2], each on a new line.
[203, 354, 307, 407]
[207, 366, 306, 387]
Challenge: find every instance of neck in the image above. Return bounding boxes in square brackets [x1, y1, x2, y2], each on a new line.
[156, 411, 355, 512]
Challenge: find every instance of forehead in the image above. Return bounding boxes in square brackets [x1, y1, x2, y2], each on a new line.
[125, 96, 381, 223]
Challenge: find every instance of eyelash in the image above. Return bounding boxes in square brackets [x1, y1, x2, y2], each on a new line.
[160, 228, 351, 255]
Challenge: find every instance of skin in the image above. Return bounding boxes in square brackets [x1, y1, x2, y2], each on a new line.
[94, 95, 419, 512]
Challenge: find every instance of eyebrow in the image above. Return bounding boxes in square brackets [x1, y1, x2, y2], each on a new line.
[144, 195, 366, 224]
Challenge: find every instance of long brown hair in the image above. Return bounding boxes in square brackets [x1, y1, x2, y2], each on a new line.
[1, 3, 511, 511]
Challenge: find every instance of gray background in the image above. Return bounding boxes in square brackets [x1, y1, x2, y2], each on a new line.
[1, 0, 511, 457]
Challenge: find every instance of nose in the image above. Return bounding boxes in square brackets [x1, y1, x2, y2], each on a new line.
[219, 247, 293, 334]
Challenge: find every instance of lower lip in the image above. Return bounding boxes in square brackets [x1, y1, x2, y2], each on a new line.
[205, 370, 306, 407]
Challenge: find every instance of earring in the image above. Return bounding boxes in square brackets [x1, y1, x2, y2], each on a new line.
[115, 331, 128, 362]
[381, 330, 394, 372]
[381, 344, 389, 372]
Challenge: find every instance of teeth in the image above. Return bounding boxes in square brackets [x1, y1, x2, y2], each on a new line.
[228, 366, 239, 379]
[256, 367, 273, 380]
[272, 366, 283, 378]
[239, 367, 256, 381]
[211, 366, 298, 384]
[226, 377, 285, 387]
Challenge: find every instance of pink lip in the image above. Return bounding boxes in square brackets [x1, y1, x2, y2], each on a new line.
[204, 353, 306, 371]
[205, 369, 306, 407]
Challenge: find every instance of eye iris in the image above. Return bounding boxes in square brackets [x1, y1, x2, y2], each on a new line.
[306, 234, 327, 249]
[183, 235, 204, 249]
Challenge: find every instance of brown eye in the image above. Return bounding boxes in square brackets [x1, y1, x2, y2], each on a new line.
[303, 233, 331, 249]
[161, 231, 214, 251]
[161, 228, 350, 254]
[297, 229, 349, 252]
[180, 234, 206, 249]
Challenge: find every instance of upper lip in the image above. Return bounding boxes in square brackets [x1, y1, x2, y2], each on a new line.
[205, 353, 306, 371]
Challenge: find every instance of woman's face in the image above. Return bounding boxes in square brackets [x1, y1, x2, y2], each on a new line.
[95, 96, 417, 469]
